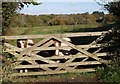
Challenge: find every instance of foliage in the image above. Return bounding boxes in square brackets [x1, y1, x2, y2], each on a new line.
[104, 1, 120, 17]
[2, 2, 40, 35]
[96, 1, 120, 83]
[2, 2, 40, 80]
[2, 2, 19, 35]
[92, 11, 104, 16]
[2, 52, 17, 80]
[9, 13, 115, 28]
[96, 66, 120, 83]
[105, 0, 120, 70]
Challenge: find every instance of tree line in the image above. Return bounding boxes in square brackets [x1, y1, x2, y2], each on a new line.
[10, 12, 114, 27]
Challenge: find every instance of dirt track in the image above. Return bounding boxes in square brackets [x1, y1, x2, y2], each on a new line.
[2, 72, 104, 84]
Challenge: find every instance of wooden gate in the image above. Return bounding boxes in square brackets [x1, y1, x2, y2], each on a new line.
[2, 30, 111, 76]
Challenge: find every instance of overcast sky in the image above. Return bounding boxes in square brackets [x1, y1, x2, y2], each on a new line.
[20, 0, 110, 15]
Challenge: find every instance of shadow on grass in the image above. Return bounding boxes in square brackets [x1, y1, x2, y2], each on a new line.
[64, 23, 114, 33]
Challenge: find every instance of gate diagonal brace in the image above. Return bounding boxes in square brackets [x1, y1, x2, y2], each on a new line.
[81, 30, 111, 62]
[20, 36, 53, 56]
[52, 36, 107, 64]
[84, 29, 112, 51]
[75, 30, 111, 62]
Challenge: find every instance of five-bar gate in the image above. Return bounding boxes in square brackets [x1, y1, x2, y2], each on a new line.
[2, 30, 111, 76]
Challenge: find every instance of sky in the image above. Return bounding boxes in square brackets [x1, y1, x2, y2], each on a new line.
[19, 0, 110, 15]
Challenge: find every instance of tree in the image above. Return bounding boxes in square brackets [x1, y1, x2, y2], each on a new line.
[92, 11, 104, 15]
[104, 1, 120, 65]
[92, 11, 105, 23]
[1, 2, 40, 80]
[96, 1, 120, 82]
[104, 1, 120, 18]
[2, 2, 40, 35]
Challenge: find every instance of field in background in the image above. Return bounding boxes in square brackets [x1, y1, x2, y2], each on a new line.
[5, 23, 113, 36]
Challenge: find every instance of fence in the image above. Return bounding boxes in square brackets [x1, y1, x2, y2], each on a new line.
[2, 30, 111, 76]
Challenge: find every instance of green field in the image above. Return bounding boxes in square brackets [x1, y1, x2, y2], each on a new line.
[5, 24, 113, 36]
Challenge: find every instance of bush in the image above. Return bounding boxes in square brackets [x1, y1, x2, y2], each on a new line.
[96, 24, 120, 83]
[96, 66, 120, 83]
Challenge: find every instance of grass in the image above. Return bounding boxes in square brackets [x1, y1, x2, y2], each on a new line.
[5, 24, 102, 35]
[5, 23, 114, 36]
